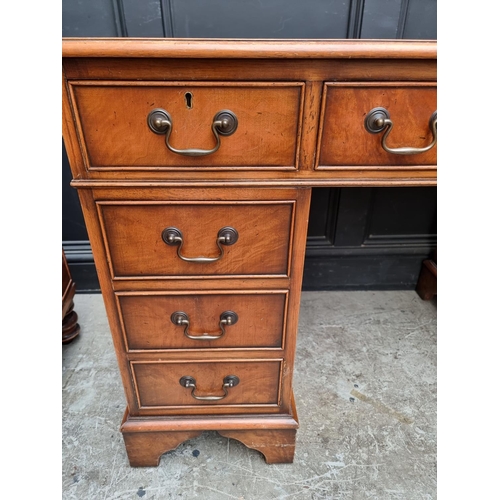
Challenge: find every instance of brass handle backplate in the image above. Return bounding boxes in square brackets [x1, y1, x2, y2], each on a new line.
[147, 108, 238, 157]
[171, 310, 238, 340]
[364, 107, 437, 155]
[179, 375, 240, 401]
[162, 226, 238, 263]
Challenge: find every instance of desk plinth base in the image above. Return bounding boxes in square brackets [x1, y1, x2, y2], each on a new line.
[120, 397, 299, 467]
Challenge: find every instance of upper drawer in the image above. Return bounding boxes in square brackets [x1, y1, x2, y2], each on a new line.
[317, 83, 437, 168]
[97, 200, 295, 279]
[67, 81, 304, 171]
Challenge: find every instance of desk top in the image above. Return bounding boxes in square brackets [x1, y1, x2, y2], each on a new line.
[63, 38, 437, 188]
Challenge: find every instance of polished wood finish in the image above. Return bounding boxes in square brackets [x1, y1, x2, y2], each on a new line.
[120, 402, 299, 466]
[122, 422, 203, 467]
[97, 197, 295, 278]
[69, 82, 304, 169]
[123, 426, 296, 466]
[131, 360, 282, 410]
[62, 38, 437, 467]
[63, 39, 437, 185]
[62, 38, 437, 59]
[118, 291, 287, 350]
[218, 429, 297, 464]
[62, 249, 80, 344]
[317, 83, 437, 167]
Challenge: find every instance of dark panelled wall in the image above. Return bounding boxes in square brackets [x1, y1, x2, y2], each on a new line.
[62, 0, 437, 292]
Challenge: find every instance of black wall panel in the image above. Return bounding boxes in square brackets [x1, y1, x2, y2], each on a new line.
[403, 0, 437, 39]
[168, 0, 352, 39]
[62, 0, 123, 37]
[121, 0, 167, 37]
[360, 0, 403, 39]
[302, 187, 436, 289]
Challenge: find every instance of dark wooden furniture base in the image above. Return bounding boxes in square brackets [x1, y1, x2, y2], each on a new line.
[121, 396, 299, 467]
[416, 251, 437, 300]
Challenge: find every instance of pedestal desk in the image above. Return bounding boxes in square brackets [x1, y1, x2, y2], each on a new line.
[62, 38, 437, 466]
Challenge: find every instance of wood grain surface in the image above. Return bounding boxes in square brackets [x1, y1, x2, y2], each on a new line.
[62, 38, 437, 466]
[117, 291, 287, 350]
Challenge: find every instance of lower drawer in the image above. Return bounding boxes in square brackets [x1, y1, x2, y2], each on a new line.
[117, 291, 287, 350]
[130, 360, 282, 409]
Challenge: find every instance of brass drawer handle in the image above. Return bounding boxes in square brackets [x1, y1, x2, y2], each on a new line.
[171, 311, 238, 340]
[162, 226, 238, 263]
[147, 108, 238, 157]
[179, 375, 240, 401]
[364, 107, 437, 155]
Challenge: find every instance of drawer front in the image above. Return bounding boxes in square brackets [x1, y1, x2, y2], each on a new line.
[131, 360, 282, 408]
[118, 292, 287, 350]
[68, 81, 304, 170]
[98, 201, 294, 278]
[317, 83, 437, 168]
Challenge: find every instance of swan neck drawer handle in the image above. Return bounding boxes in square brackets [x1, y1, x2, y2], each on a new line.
[162, 226, 238, 263]
[364, 107, 437, 156]
[147, 108, 238, 157]
[179, 375, 240, 401]
[171, 311, 238, 340]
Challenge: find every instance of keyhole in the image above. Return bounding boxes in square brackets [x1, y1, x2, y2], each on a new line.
[185, 92, 193, 109]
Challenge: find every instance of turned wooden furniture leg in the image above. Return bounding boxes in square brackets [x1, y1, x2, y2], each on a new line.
[62, 300, 81, 344]
[416, 250, 437, 300]
[217, 429, 296, 464]
[62, 249, 80, 344]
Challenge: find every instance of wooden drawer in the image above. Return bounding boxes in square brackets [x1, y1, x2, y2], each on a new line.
[317, 83, 437, 168]
[117, 291, 287, 350]
[97, 200, 295, 278]
[68, 81, 304, 170]
[131, 360, 282, 409]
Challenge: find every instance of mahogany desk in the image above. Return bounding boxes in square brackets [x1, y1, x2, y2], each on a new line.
[62, 38, 437, 466]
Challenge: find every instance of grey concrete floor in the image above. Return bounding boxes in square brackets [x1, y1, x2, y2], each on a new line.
[62, 291, 437, 500]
